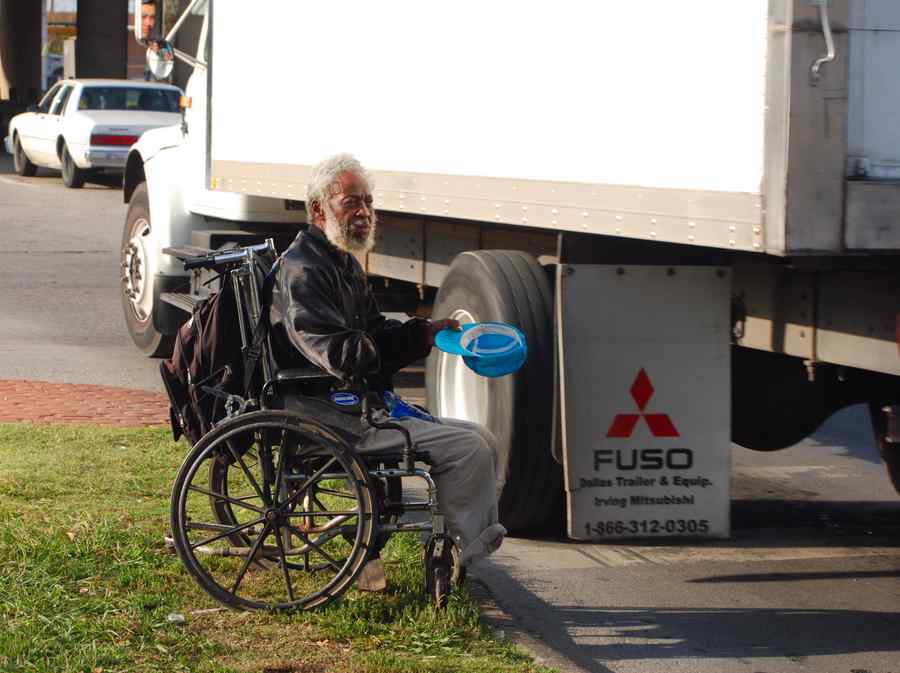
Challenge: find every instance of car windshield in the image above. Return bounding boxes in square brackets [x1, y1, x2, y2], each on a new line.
[78, 87, 179, 113]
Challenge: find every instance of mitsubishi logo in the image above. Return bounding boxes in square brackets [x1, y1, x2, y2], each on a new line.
[606, 368, 680, 438]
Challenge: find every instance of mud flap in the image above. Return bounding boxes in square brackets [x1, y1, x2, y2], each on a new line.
[557, 265, 731, 540]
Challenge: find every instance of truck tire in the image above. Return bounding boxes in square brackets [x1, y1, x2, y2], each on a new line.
[425, 250, 563, 533]
[13, 135, 37, 177]
[870, 403, 900, 496]
[121, 182, 174, 357]
[61, 143, 86, 188]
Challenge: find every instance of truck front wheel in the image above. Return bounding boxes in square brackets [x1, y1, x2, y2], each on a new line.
[121, 182, 174, 357]
[425, 250, 563, 534]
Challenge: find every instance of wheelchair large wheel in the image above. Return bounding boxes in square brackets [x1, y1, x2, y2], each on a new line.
[170, 410, 378, 611]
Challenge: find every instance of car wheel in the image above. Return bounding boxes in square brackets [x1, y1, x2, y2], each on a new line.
[121, 182, 174, 357]
[425, 250, 564, 534]
[13, 135, 37, 177]
[61, 143, 86, 188]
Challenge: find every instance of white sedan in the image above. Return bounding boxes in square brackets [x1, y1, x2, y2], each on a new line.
[4, 79, 182, 188]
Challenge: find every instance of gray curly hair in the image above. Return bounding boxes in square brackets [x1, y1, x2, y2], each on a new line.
[306, 153, 372, 218]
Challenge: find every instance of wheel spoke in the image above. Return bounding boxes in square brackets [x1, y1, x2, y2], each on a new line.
[281, 456, 338, 510]
[284, 510, 360, 518]
[186, 521, 260, 533]
[190, 516, 266, 551]
[230, 521, 271, 596]
[225, 438, 270, 506]
[284, 523, 343, 572]
[273, 434, 287, 505]
[258, 430, 278, 505]
[312, 494, 333, 513]
[188, 484, 264, 513]
[229, 493, 263, 503]
[310, 486, 357, 500]
[272, 524, 295, 602]
[240, 448, 259, 470]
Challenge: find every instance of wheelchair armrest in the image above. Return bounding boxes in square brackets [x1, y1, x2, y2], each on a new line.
[275, 367, 334, 383]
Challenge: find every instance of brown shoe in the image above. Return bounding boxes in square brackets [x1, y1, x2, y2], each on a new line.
[356, 558, 388, 592]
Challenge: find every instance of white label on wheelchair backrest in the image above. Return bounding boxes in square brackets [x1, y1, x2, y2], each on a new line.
[331, 392, 360, 406]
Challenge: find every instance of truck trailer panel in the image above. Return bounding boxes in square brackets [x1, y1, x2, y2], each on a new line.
[206, 0, 900, 257]
[208, 0, 770, 253]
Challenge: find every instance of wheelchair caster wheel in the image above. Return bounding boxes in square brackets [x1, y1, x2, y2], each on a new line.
[431, 561, 451, 609]
[424, 533, 462, 607]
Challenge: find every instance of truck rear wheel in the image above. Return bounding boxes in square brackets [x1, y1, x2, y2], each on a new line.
[425, 250, 563, 533]
[732, 348, 831, 451]
[121, 182, 174, 357]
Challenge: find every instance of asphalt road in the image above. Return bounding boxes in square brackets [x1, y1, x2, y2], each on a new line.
[2, 155, 898, 673]
[483, 404, 900, 673]
[0, 156, 163, 391]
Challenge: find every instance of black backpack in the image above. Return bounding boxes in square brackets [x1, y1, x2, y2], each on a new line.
[160, 260, 275, 445]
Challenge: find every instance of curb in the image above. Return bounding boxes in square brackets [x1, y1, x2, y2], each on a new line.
[469, 577, 593, 673]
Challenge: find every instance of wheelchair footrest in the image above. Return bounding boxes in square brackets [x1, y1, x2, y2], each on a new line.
[161, 292, 203, 314]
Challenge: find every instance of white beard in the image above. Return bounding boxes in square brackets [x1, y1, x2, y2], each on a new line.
[323, 206, 377, 254]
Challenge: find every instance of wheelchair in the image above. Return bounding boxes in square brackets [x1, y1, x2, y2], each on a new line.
[162, 239, 462, 611]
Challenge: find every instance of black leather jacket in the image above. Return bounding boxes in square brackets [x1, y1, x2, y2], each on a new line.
[269, 225, 432, 386]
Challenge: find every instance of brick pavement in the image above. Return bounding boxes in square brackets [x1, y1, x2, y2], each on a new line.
[0, 379, 169, 427]
[0, 368, 427, 429]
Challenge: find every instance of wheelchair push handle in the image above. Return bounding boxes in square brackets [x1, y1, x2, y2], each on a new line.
[180, 240, 275, 271]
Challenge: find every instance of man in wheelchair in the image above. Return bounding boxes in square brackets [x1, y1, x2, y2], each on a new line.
[268, 154, 507, 586]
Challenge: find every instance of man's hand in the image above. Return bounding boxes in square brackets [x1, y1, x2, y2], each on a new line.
[427, 318, 461, 346]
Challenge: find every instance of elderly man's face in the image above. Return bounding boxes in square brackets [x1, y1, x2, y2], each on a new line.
[141, 3, 157, 39]
[320, 170, 376, 254]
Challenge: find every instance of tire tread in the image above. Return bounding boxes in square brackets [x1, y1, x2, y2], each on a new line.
[426, 250, 562, 533]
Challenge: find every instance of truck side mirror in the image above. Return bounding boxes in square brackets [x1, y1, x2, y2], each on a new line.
[134, 0, 165, 45]
[146, 40, 176, 81]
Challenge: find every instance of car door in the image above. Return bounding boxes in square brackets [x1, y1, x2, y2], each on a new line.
[33, 83, 74, 168]
[15, 83, 62, 164]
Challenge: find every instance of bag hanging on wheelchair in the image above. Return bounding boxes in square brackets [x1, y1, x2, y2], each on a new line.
[159, 278, 246, 444]
[159, 257, 276, 445]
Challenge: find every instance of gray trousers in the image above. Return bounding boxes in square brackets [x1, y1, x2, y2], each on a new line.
[356, 416, 507, 565]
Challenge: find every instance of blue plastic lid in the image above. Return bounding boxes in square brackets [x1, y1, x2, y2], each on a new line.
[435, 321, 527, 378]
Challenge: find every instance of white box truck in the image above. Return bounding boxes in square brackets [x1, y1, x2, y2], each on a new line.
[121, 0, 900, 538]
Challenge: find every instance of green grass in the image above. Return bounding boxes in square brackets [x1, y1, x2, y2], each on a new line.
[0, 424, 554, 673]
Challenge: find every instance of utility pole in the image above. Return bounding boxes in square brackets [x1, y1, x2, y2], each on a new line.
[75, 0, 128, 78]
